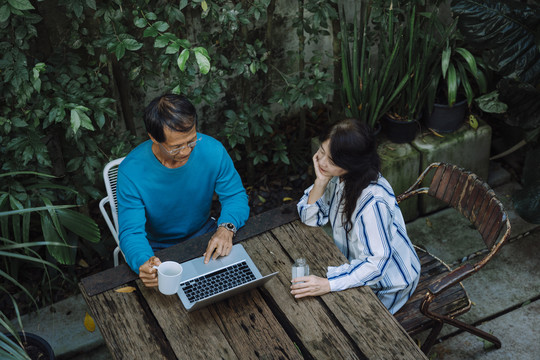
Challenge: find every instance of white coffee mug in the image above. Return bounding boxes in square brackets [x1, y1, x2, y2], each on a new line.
[153, 261, 183, 295]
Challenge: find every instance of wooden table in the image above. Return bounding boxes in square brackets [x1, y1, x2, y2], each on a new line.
[80, 204, 427, 359]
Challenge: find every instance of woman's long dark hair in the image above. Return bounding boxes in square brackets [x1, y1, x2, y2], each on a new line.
[321, 119, 380, 233]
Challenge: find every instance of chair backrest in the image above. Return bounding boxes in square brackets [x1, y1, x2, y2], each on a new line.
[103, 157, 125, 232]
[100, 157, 125, 266]
[426, 163, 510, 253]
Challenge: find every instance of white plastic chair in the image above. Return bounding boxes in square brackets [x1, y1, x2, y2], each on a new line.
[99, 157, 125, 266]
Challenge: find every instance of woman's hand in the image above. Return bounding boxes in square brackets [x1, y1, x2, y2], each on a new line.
[290, 275, 331, 298]
[307, 150, 332, 204]
[139, 256, 161, 287]
[312, 149, 332, 185]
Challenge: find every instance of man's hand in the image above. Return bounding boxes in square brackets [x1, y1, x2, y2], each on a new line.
[203, 226, 234, 264]
[139, 256, 161, 287]
[290, 275, 331, 298]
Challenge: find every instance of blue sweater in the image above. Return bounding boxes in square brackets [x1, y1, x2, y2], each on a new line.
[117, 133, 249, 273]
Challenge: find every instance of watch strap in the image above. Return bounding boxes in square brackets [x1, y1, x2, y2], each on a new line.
[218, 222, 237, 235]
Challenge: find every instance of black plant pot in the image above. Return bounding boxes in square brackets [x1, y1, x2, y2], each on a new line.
[5, 332, 55, 360]
[425, 98, 468, 133]
[381, 115, 419, 144]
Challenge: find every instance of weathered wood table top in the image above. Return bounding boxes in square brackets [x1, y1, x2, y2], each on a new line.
[80, 204, 427, 360]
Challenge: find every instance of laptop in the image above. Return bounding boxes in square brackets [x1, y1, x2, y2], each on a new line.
[177, 243, 278, 311]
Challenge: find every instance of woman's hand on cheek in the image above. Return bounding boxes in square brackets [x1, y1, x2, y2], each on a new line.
[312, 152, 332, 184]
[290, 275, 331, 299]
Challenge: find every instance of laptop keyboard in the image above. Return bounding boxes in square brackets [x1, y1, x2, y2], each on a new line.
[180, 261, 256, 303]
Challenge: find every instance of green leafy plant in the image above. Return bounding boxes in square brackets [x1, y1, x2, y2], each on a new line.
[450, 0, 540, 222]
[0, 171, 99, 360]
[339, 2, 410, 129]
[426, 22, 488, 112]
[0, 171, 101, 265]
[451, 0, 540, 147]
[0, 237, 65, 360]
[386, 4, 445, 122]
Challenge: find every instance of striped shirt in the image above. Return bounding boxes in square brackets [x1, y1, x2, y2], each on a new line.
[297, 175, 420, 314]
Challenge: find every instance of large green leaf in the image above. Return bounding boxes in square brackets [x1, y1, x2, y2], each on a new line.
[451, 0, 540, 130]
[56, 209, 100, 243]
[40, 213, 73, 265]
[177, 49, 189, 71]
[0, 205, 76, 217]
[7, 0, 34, 11]
[193, 47, 211, 74]
[452, 0, 540, 84]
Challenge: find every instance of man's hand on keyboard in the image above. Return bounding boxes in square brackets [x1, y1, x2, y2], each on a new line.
[204, 227, 234, 264]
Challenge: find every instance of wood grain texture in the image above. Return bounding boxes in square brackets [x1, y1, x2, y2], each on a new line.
[79, 283, 175, 360]
[252, 221, 427, 360]
[80, 215, 428, 360]
[283, 224, 427, 360]
[209, 291, 303, 360]
[138, 276, 302, 360]
[138, 284, 238, 359]
[244, 228, 364, 360]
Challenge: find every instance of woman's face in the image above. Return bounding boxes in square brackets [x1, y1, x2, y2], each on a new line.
[316, 140, 347, 178]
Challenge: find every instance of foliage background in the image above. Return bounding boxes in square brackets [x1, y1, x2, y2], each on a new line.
[1, 0, 538, 325]
[0, 0, 340, 323]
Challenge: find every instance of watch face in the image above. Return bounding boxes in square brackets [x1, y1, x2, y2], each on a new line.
[219, 223, 236, 233]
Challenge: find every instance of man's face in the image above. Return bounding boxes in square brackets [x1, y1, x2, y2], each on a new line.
[149, 126, 198, 167]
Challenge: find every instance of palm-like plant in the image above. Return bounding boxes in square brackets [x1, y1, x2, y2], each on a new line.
[0, 171, 100, 360]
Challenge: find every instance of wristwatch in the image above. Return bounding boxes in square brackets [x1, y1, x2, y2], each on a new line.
[218, 222, 237, 235]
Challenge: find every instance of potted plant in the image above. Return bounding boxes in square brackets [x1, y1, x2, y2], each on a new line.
[0, 171, 100, 360]
[339, 2, 410, 132]
[425, 19, 488, 133]
[382, 2, 446, 143]
[3, 332, 55, 360]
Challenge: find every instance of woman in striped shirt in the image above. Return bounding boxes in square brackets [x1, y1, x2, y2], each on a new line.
[292, 119, 420, 314]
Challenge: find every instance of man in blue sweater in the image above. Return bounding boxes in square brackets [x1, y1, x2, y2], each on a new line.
[117, 94, 250, 287]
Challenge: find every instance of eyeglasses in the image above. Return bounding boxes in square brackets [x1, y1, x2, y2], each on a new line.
[159, 137, 201, 156]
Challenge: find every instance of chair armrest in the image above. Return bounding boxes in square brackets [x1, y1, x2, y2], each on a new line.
[99, 197, 120, 245]
[427, 263, 475, 295]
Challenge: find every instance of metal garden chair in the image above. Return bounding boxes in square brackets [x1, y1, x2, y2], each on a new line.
[394, 162, 511, 354]
[98, 157, 125, 267]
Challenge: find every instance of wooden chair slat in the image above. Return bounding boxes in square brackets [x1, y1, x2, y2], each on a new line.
[428, 165, 447, 199]
[449, 171, 471, 210]
[480, 201, 505, 248]
[442, 167, 461, 204]
[476, 196, 496, 234]
[395, 250, 469, 334]
[471, 185, 491, 227]
[463, 179, 483, 222]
